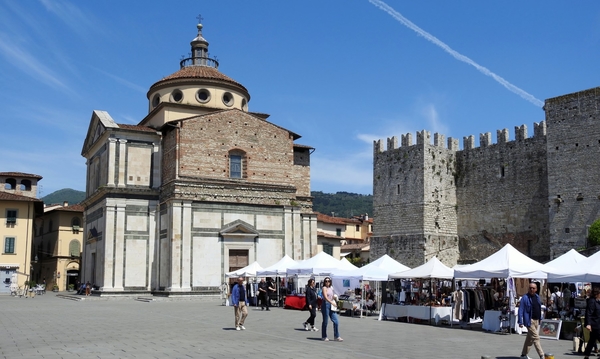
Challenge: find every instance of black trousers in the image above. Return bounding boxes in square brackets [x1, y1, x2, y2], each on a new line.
[583, 328, 599, 356]
[260, 292, 270, 309]
[306, 306, 317, 326]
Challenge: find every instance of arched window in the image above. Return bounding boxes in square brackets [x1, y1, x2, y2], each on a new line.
[4, 178, 16, 190]
[72, 217, 81, 227]
[228, 150, 246, 179]
[69, 240, 81, 257]
[20, 179, 32, 191]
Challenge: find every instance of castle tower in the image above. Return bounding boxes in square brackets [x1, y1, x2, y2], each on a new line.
[545, 87, 600, 257]
[371, 131, 459, 267]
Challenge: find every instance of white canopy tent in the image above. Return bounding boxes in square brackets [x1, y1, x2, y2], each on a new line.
[256, 255, 297, 276]
[547, 249, 600, 282]
[339, 257, 359, 271]
[544, 249, 587, 278]
[330, 255, 411, 317]
[286, 251, 344, 276]
[389, 256, 454, 279]
[225, 261, 263, 278]
[453, 244, 549, 279]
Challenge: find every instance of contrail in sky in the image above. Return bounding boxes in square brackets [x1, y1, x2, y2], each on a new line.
[368, 0, 544, 107]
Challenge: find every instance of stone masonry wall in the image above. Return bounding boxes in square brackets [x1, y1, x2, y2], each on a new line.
[545, 87, 600, 257]
[455, 124, 549, 262]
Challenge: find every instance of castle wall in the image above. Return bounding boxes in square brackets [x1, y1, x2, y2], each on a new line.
[455, 126, 549, 262]
[371, 132, 459, 266]
[545, 87, 600, 257]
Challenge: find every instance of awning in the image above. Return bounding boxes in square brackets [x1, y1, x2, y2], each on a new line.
[0, 264, 20, 268]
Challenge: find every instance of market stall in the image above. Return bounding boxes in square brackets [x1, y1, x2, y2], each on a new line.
[386, 256, 454, 325]
[225, 261, 263, 306]
[331, 254, 411, 317]
[283, 251, 357, 310]
[453, 244, 550, 334]
[256, 255, 298, 307]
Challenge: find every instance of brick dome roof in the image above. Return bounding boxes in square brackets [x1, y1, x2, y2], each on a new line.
[149, 65, 248, 95]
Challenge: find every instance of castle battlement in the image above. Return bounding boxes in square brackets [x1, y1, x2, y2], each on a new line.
[374, 121, 546, 155]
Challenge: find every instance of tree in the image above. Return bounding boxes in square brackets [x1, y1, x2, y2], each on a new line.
[589, 218, 600, 247]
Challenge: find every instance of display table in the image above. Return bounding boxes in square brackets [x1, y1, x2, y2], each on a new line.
[284, 295, 306, 310]
[383, 304, 451, 325]
[482, 310, 518, 332]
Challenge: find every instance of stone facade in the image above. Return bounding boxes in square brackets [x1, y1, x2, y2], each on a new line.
[372, 87, 600, 267]
[80, 22, 316, 296]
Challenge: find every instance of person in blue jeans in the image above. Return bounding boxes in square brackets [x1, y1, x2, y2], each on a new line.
[321, 277, 342, 342]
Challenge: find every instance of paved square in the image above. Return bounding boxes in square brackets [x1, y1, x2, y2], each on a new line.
[0, 294, 572, 358]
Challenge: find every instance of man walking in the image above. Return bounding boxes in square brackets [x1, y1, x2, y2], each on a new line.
[518, 282, 544, 359]
[231, 277, 248, 331]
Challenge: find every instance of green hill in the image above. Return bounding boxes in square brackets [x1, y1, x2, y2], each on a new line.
[40, 189, 372, 218]
[42, 188, 86, 205]
[311, 191, 373, 218]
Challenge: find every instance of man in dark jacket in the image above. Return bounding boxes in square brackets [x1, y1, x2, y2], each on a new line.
[231, 277, 248, 331]
[517, 282, 545, 359]
[303, 278, 319, 331]
[583, 287, 600, 359]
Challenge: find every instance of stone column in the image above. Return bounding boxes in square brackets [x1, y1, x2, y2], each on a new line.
[101, 203, 116, 290]
[112, 203, 126, 291]
[117, 139, 127, 187]
[107, 138, 117, 186]
[180, 201, 192, 291]
[168, 201, 183, 291]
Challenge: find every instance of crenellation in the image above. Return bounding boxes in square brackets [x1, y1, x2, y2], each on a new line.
[463, 135, 475, 150]
[417, 130, 431, 145]
[479, 132, 492, 147]
[387, 136, 398, 151]
[434, 133, 445, 148]
[497, 128, 509, 144]
[515, 124, 528, 141]
[401, 133, 413, 147]
[373, 139, 384, 155]
[373, 86, 600, 267]
[448, 137, 459, 151]
[534, 121, 546, 137]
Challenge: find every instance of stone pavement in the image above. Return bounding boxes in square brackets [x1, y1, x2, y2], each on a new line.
[0, 294, 579, 359]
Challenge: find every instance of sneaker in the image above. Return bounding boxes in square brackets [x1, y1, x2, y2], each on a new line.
[311, 327, 319, 332]
[322, 338, 329, 342]
[519, 356, 531, 359]
[236, 326, 241, 331]
[266, 308, 270, 311]
[303, 322, 309, 331]
[240, 325, 246, 330]
[334, 337, 343, 342]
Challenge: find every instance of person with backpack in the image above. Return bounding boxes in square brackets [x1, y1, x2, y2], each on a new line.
[550, 286, 563, 312]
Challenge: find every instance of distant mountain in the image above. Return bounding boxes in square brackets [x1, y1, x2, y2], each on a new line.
[40, 189, 372, 218]
[42, 188, 86, 205]
[311, 191, 373, 218]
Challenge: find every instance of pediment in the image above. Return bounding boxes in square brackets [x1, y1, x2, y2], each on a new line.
[220, 219, 259, 236]
[81, 110, 119, 156]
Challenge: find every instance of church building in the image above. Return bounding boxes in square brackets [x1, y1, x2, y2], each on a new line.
[81, 21, 317, 296]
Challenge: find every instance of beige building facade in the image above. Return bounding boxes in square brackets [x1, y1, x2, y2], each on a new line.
[0, 172, 43, 294]
[32, 203, 83, 291]
[80, 21, 317, 296]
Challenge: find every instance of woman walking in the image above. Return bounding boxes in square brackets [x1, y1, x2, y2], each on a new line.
[303, 278, 319, 331]
[321, 277, 342, 342]
[583, 287, 600, 359]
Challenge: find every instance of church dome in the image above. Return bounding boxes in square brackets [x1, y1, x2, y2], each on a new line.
[147, 22, 250, 113]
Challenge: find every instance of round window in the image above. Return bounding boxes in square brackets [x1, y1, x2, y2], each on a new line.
[171, 89, 183, 103]
[196, 89, 211, 103]
[222, 92, 234, 107]
[152, 94, 160, 108]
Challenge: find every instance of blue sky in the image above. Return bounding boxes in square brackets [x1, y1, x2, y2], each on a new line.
[1, 1, 599, 197]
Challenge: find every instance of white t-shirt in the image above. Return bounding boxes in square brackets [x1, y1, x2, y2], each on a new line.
[551, 291, 563, 310]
